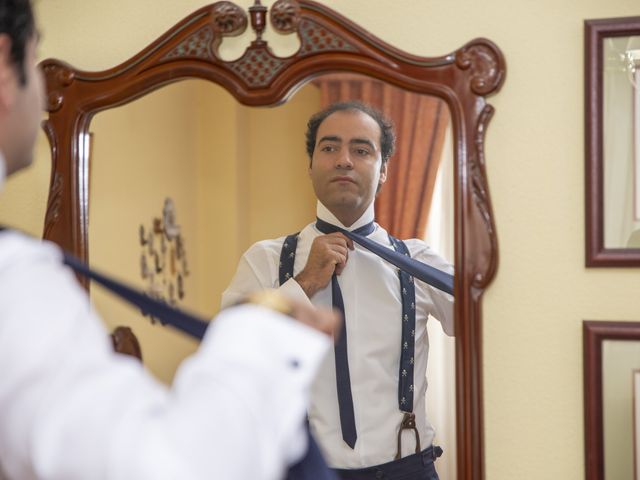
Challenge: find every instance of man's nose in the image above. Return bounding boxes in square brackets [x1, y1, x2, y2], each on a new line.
[335, 150, 353, 169]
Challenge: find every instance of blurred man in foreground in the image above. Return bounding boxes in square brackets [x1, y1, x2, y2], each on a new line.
[0, 1, 338, 478]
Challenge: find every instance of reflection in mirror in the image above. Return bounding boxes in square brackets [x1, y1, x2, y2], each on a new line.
[603, 35, 640, 248]
[602, 339, 640, 479]
[88, 78, 319, 382]
[87, 75, 455, 476]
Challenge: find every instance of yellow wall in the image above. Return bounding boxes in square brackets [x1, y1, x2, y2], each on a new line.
[1, 0, 638, 478]
[86, 79, 317, 383]
[88, 81, 202, 382]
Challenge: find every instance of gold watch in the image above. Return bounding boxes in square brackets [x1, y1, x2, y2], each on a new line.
[244, 289, 294, 317]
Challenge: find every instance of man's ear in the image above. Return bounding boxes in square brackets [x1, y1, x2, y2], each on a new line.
[379, 162, 388, 185]
[0, 35, 15, 111]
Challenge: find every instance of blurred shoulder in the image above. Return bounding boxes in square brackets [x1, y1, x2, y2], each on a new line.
[0, 229, 62, 272]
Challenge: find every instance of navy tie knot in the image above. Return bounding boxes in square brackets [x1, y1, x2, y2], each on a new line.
[315, 218, 376, 237]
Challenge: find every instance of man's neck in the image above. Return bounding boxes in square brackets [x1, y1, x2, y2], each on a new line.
[316, 201, 375, 230]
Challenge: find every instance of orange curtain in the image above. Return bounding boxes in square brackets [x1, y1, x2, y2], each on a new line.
[314, 75, 450, 239]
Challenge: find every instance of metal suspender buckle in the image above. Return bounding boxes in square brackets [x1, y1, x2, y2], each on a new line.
[394, 412, 421, 460]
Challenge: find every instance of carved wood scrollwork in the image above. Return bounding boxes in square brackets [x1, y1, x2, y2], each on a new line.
[470, 105, 498, 288]
[270, 0, 301, 33]
[40, 2, 505, 479]
[42, 63, 75, 112]
[210, 1, 248, 36]
[456, 40, 505, 96]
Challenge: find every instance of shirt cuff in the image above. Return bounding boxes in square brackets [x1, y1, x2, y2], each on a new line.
[200, 303, 330, 385]
[278, 278, 313, 306]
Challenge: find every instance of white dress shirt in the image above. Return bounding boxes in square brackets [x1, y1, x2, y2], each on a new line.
[222, 201, 454, 469]
[0, 229, 330, 480]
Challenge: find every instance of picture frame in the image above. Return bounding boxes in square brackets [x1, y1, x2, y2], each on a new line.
[634, 69, 640, 221]
[584, 320, 640, 479]
[634, 369, 640, 480]
[585, 16, 640, 265]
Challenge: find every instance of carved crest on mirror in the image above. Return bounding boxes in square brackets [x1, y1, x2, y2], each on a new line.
[40, 1, 506, 478]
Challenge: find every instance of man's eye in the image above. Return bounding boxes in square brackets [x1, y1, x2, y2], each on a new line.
[321, 145, 337, 152]
[355, 148, 370, 156]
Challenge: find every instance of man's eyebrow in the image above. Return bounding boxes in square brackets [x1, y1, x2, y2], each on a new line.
[318, 135, 342, 144]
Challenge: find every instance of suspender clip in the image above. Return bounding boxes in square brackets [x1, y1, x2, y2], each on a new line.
[395, 412, 421, 460]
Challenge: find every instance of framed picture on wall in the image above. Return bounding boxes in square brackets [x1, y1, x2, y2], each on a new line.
[635, 69, 640, 221]
[634, 369, 640, 480]
[585, 16, 640, 264]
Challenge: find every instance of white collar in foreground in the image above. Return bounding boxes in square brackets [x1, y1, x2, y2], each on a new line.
[0, 151, 5, 193]
[316, 201, 375, 231]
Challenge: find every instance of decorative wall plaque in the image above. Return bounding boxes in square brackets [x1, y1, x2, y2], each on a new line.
[139, 198, 190, 323]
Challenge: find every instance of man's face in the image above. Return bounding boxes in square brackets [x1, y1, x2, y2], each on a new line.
[309, 110, 387, 226]
[1, 34, 44, 175]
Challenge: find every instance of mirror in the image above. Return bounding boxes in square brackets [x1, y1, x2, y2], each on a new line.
[583, 320, 640, 480]
[87, 75, 458, 477]
[40, 1, 505, 478]
[585, 16, 640, 266]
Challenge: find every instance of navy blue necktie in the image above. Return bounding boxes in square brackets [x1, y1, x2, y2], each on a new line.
[315, 218, 454, 296]
[315, 220, 376, 449]
[314, 218, 454, 450]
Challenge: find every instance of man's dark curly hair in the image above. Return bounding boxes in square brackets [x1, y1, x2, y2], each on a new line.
[0, 0, 35, 85]
[305, 101, 396, 166]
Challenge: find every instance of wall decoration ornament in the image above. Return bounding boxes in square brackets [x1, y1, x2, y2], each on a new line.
[138, 198, 190, 323]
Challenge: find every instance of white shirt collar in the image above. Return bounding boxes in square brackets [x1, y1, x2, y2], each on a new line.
[0, 151, 6, 193]
[316, 201, 375, 231]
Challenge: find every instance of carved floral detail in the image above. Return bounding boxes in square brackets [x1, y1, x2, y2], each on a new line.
[469, 105, 497, 288]
[455, 42, 504, 96]
[298, 19, 356, 56]
[163, 25, 214, 61]
[42, 63, 75, 112]
[270, 0, 301, 33]
[228, 48, 288, 87]
[44, 171, 64, 235]
[211, 1, 248, 36]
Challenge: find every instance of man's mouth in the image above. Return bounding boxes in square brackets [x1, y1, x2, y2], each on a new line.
[331, 176, 356, 184]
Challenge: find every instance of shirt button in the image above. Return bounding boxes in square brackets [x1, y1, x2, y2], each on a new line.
[288, 358, 300, 369]
[375, 470, 384, 479]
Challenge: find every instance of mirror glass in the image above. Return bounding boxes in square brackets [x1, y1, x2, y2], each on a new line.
[602, 339, 640, 479]
[603, 35, 640, 248]
[86, 75, 456, 476]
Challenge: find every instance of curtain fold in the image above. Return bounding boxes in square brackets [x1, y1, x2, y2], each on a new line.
[314, 74, 450, 239]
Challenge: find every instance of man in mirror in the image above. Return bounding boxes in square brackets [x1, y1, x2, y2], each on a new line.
[223, 101, 454, 479]
[0, 1, 340, 478]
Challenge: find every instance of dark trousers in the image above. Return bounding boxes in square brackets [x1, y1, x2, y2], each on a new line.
[333, 446, 442, 480]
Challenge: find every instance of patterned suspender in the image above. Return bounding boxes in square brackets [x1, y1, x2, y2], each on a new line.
[279, 233, 300, 286]
[278, 231, 416, 414]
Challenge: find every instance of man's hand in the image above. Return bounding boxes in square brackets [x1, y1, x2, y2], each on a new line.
[294, 233, 354, 298]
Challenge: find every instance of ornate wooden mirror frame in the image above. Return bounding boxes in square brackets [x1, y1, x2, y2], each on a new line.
[585, 16, 640, 266]
[583, 320, 640, 480]
[40, 1, 505, 478]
